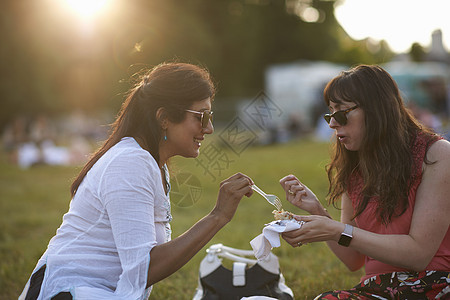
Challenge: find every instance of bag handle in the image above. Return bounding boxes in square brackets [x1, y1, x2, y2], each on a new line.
[219, 250, 258, 265]
[214, 244, 257, 256]
[207, 244, 257, 264]
[203, 243, 280, 275]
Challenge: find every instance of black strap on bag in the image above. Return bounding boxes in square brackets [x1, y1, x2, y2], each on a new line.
[193, 244, 294, 300]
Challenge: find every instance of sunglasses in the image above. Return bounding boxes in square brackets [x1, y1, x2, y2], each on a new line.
[185, 109, 214, 128]
[323, 105, 358, 126]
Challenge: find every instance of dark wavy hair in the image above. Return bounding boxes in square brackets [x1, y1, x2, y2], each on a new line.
[70, 62, 215, 197]
[324, 65, 438, 224]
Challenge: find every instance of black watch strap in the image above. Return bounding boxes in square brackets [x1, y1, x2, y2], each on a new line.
[338, 224, 353, 247]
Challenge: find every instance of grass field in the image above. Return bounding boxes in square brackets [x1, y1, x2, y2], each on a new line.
[0, 138, 364, 299]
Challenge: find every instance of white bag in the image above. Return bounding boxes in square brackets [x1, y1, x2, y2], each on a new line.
[193, 244, 294, 300]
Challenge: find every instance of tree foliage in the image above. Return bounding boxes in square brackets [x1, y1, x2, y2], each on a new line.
[0, 0, 393, 129]
[409, 42, 426, 62]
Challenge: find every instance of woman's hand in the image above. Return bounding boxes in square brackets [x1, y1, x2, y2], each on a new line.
[211, 172, 253, 224]
[147, 172, 253, 286]
[279, 174, 327, 216]
[282, 215, 342, 247]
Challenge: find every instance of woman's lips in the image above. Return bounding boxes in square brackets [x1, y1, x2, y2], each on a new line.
[337, 135, 347, 143]
[194, 138, 203, 146]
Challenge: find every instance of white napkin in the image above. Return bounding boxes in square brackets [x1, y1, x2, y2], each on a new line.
[250, 219, 305, 260]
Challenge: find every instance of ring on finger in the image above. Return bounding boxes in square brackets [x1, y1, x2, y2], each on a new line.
[288, 190, 294, 195]
[297, 241, 302, 247]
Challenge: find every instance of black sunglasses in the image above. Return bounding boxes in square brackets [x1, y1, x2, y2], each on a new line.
[185, 109, 214, 128]
[323, 105, 358, 126]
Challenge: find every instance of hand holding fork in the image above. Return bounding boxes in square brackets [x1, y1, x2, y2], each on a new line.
[251, 184, 283, 211]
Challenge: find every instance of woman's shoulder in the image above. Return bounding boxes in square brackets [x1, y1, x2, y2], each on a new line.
[426, 138, 450, 161]
[105, 137, 159, 172]
[114, 137, 151, 156]
[421, 139, 450, 178]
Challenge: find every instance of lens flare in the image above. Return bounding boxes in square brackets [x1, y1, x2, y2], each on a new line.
[65, 0, 108, 18]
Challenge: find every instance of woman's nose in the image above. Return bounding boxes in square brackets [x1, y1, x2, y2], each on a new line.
[202, 121, 214, 134]
[328, 117, 340, 129]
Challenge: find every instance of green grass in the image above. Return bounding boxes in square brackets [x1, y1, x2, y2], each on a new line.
[0, 138, 363, 299]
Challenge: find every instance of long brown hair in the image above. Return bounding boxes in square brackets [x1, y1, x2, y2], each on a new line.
[324, 65, 437, 223]
[70, 62, 215, 197]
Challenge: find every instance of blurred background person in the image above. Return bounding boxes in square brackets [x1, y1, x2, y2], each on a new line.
[1, 115, 28, 165]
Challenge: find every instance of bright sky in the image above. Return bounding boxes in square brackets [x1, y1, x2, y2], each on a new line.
[64, 0, 109, 17]
[335, 0, 450, 53]
[61, 0, 449, 54]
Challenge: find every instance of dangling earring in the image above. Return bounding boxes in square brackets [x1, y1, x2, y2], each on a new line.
[163, 129, 167, 141]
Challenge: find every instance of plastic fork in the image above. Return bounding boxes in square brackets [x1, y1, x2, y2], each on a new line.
[251, 184, 283, 211]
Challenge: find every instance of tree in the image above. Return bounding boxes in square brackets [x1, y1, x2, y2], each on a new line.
[409, 42, 426, 62]
[0, 0, 393, 130]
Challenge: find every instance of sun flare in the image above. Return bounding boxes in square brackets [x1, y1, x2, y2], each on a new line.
[65, 0, 109, 18]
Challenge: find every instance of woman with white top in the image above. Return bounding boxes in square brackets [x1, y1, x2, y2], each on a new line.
[20, 62, 254, 299]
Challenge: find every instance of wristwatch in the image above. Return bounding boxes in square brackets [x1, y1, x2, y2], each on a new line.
[338, 224, 354, 247]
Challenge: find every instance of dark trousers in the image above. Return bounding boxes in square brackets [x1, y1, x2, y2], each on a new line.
[25, 265, 72, 300]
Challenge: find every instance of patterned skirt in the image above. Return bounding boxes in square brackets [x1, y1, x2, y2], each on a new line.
[314, 271, 450, 300]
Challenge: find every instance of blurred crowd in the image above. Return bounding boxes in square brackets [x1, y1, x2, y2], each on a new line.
[2, 72, 450, 169]
[264, 87, 449, 145]
[1, 111, 109, 168]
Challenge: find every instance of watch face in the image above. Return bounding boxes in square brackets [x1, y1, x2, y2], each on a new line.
[338, 234, 352, 247]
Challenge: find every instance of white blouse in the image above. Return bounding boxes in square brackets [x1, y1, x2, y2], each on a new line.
[19, 137, 172, 300]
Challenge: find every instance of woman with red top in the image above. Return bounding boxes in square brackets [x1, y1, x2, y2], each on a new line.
[280, 65, 450, 299]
